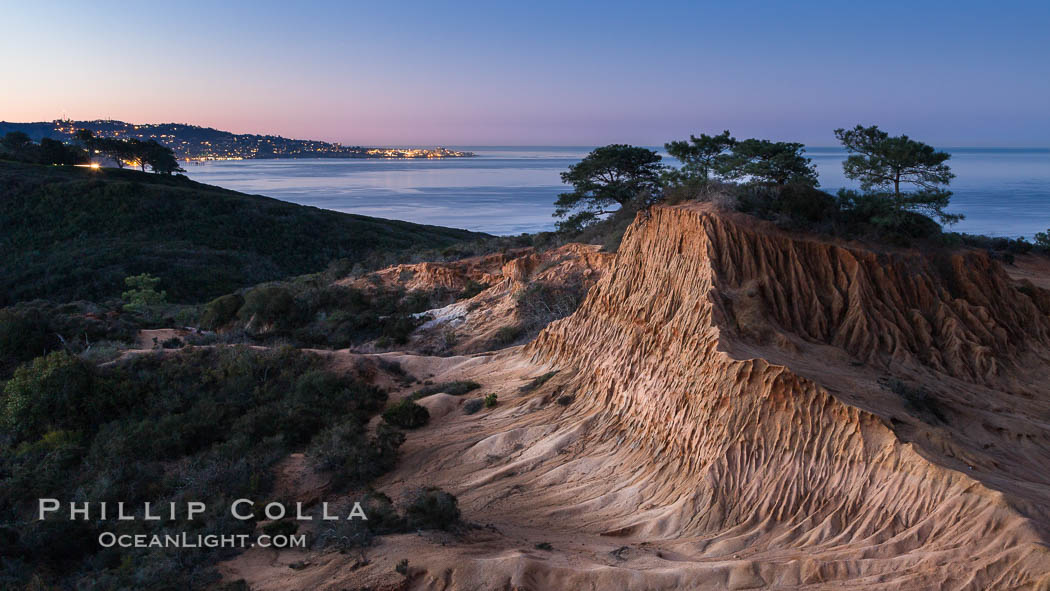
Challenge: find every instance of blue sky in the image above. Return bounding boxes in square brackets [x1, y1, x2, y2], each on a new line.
[1, 0, 1047, 145]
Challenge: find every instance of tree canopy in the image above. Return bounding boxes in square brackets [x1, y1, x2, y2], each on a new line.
[664, 130, 736, 183]
[0, 132, 86, 166]
[725, 139, 818, 187]
[554, 144, 664, 231]
[834, 125, 959, 224]
[76, 129, 185, 174]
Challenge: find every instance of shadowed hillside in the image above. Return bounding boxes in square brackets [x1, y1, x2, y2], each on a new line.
[0, 161, 485, 305]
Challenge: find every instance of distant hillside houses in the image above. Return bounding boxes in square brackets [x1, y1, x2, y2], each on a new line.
[0, 119, 474, 161]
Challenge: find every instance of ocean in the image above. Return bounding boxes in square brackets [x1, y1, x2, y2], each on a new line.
[181, 146, 1050, 238]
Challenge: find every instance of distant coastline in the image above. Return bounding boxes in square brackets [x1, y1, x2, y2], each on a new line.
[0, 119, 475, 161]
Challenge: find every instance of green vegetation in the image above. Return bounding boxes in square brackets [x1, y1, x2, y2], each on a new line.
[519, 371, 558, 393]
[559, 125, 989, 250]
[493, 324, 527, 346]
[200, 293, 245, 330]
[410, 380, 481, 400]
[835, 125, 958, 225]
[0, 346, 398, 589]
[484, 393, 499, 408]
[463, 398, 484, 415]
[121, 272, 167, 312]
[725, 139, 819, 187]
[554, 144, 665, 232]
[75, 129, 184, 174]
[403, 487, 461, 530]
[664, 130, 735, 183]
[0, 300, 138, 377]
[0, 160, 483, 305]
[458, 279, 490, 299]
[200, 275, 452, 348]
[1, 131, 87, 165]
[382, 399, 430, 429]
[1035, 229, 1050, 250]
[307, 422, 404, 488]
[665, 132, 817, 188]
[881, 377, 946, 424]
[310, 487, 460, 553]
[513, 279, 588, 337]
[555, 136, 818, 243]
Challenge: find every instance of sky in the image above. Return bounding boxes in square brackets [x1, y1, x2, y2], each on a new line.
[1, 0, 1048, 146]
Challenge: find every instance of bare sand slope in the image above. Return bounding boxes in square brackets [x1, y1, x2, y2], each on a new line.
[223, 204, 1050, 590]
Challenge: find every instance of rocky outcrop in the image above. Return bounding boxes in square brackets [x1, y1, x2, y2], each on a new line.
[339, 250, 530, 293]
[526, 203, 1050, 589]
[227, 203, 1050, 591]
[410, 244, 613, 354]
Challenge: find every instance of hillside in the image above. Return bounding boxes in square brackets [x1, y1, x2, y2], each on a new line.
[216, 202, 1050, 590]
[0, 120, 473, 160]
[0, 161, 485, 305]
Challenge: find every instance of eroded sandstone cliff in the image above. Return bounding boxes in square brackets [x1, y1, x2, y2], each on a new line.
[525, 203, 1050, 588]
[224, 203, 1050, 590]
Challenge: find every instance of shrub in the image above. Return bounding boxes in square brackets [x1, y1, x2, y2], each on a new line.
[493, 324, 525, 346]
[239, 285, 297, 328]
[307, 421, 404, 488]
[836, 189, 942, 242]
[458, 280, 489, 300]
[535, 542, 553, 551]
[160, 336, 184, 349]
[185, 331, 220, 346]
[282, 370, 387, 445]
[382, 399, 430, 429]
[78, 340, 126, 364]
[312, 501, 375, 551]
[403, 487, 460, 531]
[0, 300, 137, 376]
[710, 192, 740, 212]
[377, 357, 407, 377]
[0, 306, 55, 371]
[1036, 229, 1050, 251]
[736, 184, 836, 227]
[362, 491, 405, 534]
[882, 377, 946, 424]
[262, 520, 299, 537]
[943, 232, 1035, 259]
[519, 371, 557, 393]
[381, 314, 423, 345]
[1, 351, 99, 442]
[121, 273, 167, 313]
[411, 380, 481, 400]
[200, 293, 244, 330]
[463, 399, 484, 415]
[514, 280, 587, 334]
[484, 393, 498, 408]
[310, 491, 407, 548]
[556, 395, 574, 406]
[0, 346, 397, 589]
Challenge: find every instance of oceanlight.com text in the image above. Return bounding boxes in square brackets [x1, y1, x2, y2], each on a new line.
[97, 532, 307, 549]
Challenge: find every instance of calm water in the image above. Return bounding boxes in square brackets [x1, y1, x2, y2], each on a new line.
[182, 146, 1050, 237]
